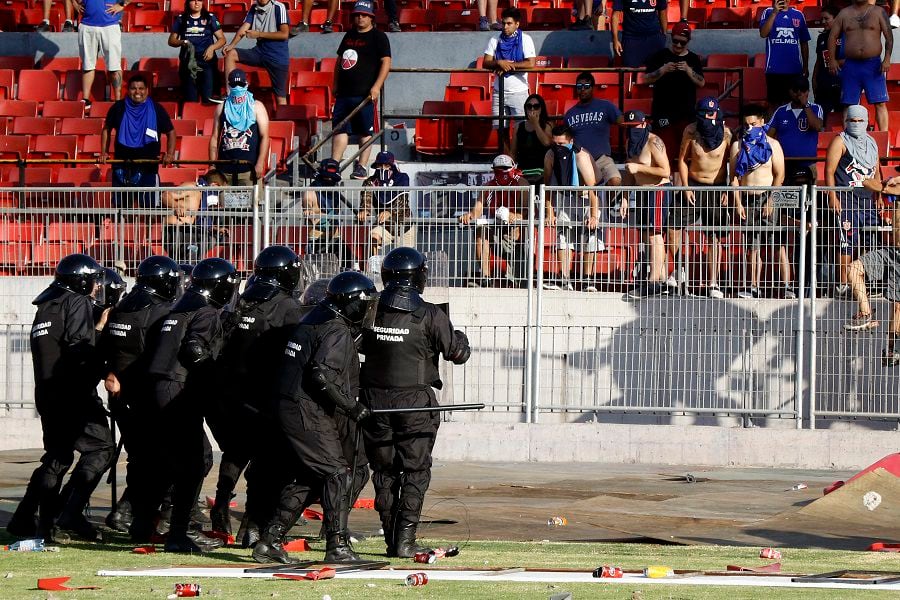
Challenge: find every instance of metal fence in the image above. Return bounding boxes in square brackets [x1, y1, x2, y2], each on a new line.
[0, 183, 897, 428]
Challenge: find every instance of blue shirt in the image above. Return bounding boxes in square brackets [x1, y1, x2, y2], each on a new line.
[243, 0, 289, 66]
[768, 102, 823, 166]
[759, 7, 810, 75]
[564, 98, 621, 159]
[81, 0, 121, 27]
[173, 13, 222, 55]
[612, 0, 667, 36]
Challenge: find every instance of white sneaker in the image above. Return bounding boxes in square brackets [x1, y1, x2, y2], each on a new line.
[563, 282, 574, 291]
[708, 285, 725, 299]
[666, 266, 686, 287]
[583, 284, 598, 292]
[784, 287, 797, 300]
[665, 274, 677, 287]
[834, 284, 849, 298]
[542, 281, 560, 290]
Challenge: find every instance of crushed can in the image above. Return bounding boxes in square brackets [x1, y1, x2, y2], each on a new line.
[174, 583, 201, 597]
[405, 572, 428, 586]
[759, 548, 782, 560]
[547, 516, 568, 527]
[592, 565, 624, 578]
[414, 551, 437, 564]
[431, 546, 460, 559]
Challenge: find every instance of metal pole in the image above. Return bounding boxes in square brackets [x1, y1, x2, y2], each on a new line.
[263, 183, 272, 249]
[498, 76, 506, 155]
[532, 185, 547, 424]
[252, 181, 262, 257]
[524, 185, 535, 422]
[794, 186, 807, 429]
[809, 185, 819, 429]
[369, 403, 485, 415]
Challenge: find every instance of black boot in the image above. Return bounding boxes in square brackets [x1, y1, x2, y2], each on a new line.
[394, 521, 429, 558]
[235, 513, 260, 548]
[210, 502, 232, 536]
[56, 483, 104, 542]
[165, 529, 224, 553]
[6, 508, 38, 538]
[155, 499, 172, 536]
[189, 501, 210, 530]
[321, 469, 360, 563]
[251, 522, 296, 564]
[55, 513, 104, 543]
[105, 496, 133, 533]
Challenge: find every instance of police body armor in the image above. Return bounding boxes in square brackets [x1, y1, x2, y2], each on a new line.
[146, 294, 215, 384]
[104, 289, 171, 385]
[361, 304, 437, 390]
[31, 291, 95, 386]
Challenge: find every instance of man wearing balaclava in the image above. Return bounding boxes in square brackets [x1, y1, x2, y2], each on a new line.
[358, 151, 414, 256]
[825, 104, 885, 297]
[667, 96, 732, 299]
[619, 110, 672, 299]
[729, 103, 789, 300]
[209, 69, 272, 186]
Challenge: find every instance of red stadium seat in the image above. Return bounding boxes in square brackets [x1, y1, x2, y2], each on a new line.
[290, 72, 333, 118]
[182, 102, 217, 122]
[397, 8, 432, 31]
[159, 167, 200, 186]
[0, 100, 38, 121]
[290, 57, 317, 72]
[89, 101, 115, 118]
[432, 8, 479, 31]
[129, 9, 169, 31]
[38, 56, 81, 71]
[42, 100, 86, 119]
[33, 242, 81, 267]
[78, 135, 103, 160]
[461, 100, 500, 155]
[57, 167, 103, 187]
[267, 120, 296, 167]
[537, 72, 580, 107]
[415, 100, 464, 156]
[220, 10, 247, 32]
[0, 56, 35, 71]
[30, 135, 78, 161]
[173, 119, 199, 137]
[153, 69, 183, 102]
[707, 7, 751, 29]
[47, 222, 96, 245]
[178, 136, 211, 162]
[274, 104, 318, 152]
[17, 6, 63, 31]
[622, 98, 652, 115]
[17, 70, 60, 103]
[706, 53, 749, 69]
[0, 69, 14, 101]
[444, 72, 492, 104]
[567, 56, 611, 69]
[138, 57, 179, 71]
[12, 116, 57, 137]
[64, 70, 108, 102]
[60, 118, 104, 144]
[529, 8, 571, 30]
[0, 135, 29, 159]
[8, 166, 53, 186]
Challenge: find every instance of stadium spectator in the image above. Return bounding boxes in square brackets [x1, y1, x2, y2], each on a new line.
[768, 76, 823, 181]
[644, 22, 704, 165]
[222, 0, 290, 106]
[78, 0, 128, 107]
[332, 0, 392, 180]
[564, 71, 622, 188]
[459, 154, 530, 288]
[483, 8, 536, 135]
[100, 74, 175, 208]
[619, 110, 672, 299]
[477, 0, 499, 31]
[510, 93, 553, 187]
[383, 0, 401, 32]
[209, 69, 271, 185]
[729, 104, 789, 299]
[828, 0, 893, 131]
[812, 4, 844, 116]
[301, 158, 351, 265]
[571, 0, 593, 30]
[668, 96, 732, 298]
[358, 151, 413, 255]
[168, 0, 226, 104]
[759, 0, 811, 109]
[611, 0, 668, 68]
[844, 179, 899, 367]
[290, 0, 338, 34]
[161, 170, 226, 263]
[543, 124, 600, 291]
[825, 105, 885, 297]
[36, 0, 75, 31]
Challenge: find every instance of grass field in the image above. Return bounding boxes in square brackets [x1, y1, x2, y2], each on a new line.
[1, 534, 898, 599]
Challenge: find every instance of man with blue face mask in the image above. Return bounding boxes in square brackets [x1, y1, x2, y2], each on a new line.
[209, 69, 272, 186]
[358, 151, 413, 256]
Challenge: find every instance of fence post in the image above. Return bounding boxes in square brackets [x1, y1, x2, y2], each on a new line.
[252, 182, 262, 258]
[262, 184, 272, 249]
[794, 185, 808, 429]
[531, 185, 547, 423]
[524, 184, 535, 422]
[809, 185, 818, 430]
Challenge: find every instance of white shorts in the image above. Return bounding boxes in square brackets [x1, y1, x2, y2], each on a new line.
[491, 88, 529, 129]
[80, 23, 122, 72]
[556, 207, 602, 253]
[372, 224, 416, 248]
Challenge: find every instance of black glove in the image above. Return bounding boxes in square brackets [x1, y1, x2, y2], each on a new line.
[348, 403, 370, 422]
[448, 330, 471, 364]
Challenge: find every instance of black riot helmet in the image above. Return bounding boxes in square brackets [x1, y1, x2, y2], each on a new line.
[324, 272, 377, 324]
[136, 255, 181, 301]
[187, 257, 240, 308]
[53, 253, 104, 296]
[381, 247, 428, 293]
[95, 267, 127, 308]
[300, 278, 330, 306]
[253, 245, 302, 292]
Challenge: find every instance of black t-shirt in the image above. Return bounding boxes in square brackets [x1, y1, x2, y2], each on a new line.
[815, 30, 842, 91]
[105, 99, 174, 161]
[335, 27, 391, 98]
[645, 48, 703, 123]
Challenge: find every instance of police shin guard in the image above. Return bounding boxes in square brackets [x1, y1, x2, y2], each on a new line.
[105, 489, 133, 533]
[6, 482, 41, 538]
[235, 512, 260, 549]
[373, 470, 400, 556]
[321, 469, 360, 563]
[164, 482, 223, 553]
[393, 471, 432, 558]
[55, 476, 104, 542]
[210, 494, 233, 536]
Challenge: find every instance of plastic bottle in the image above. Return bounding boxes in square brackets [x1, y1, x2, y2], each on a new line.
[644, 565, 674, 578]
[4, 538, 44, 552]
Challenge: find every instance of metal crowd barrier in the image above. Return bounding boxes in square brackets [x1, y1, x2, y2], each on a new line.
[0, 184, 897, 428]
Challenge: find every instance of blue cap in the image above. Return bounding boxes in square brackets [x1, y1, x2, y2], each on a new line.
[352, 0, 375, 16]
[697, 96, 719, 112]
[374, 150, 395, 166]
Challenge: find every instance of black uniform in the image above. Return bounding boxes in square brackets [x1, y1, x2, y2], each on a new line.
[144, 292, 224, 545]
[360, 287, 470, 557]
[14, 288, 113, 537]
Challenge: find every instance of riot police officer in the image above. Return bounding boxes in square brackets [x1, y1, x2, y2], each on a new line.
[360, 247, 470, 558]
[93, 267, 127, 324]
[145, 257, 239, 553]
[99, 256, 182, 538]
[253, 272, 375, 564]
[208, 246, 305, 540]
[7, 254, 114, 542]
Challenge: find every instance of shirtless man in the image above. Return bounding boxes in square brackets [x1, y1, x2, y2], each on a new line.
[828, 0, 893, 131]
[543, 124, 601, 291]
[618, 110, 672, 299]
[729, 104, 788, 299]
[668, 96, 732, 298]
[161, 170, 226, 262]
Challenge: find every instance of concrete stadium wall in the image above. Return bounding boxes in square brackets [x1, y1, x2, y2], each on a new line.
[4, 30, 899, 113]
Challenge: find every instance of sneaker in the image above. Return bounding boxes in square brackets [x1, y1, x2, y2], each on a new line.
[562, 281, 575, 291]
[708, 285, 724, 299]
[569, 17, 592, 30]
[320, 20, 333, 33]
[738, 287, 760, 299]
[783, 287, 797, 300]
[388, 20, 401, 32]
[844, 311, 878, 331]
[629, 281, 668, 299]
[583, 284, 598, 292]
[35, 20, 50, 32]
[665, 267, 687, 288]
[491, 20, 502, 31]
[870, 289, 884, 299]
[82, 99, 92, 112]
[289, 22, 307, 37]
[207, 95, 225, 104]
[542, 281, 560, 290]
[834, 284, 850, 298]
[883, 348, 900, 367]
[351, 161, 367, 180]
[478, 16, 490, 31]
[62, 20, 76, 32]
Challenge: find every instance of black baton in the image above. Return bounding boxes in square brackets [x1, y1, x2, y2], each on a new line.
[369, 403, 485, 415]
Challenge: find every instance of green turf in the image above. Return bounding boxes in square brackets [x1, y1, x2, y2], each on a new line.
[0, 535, 898, 599]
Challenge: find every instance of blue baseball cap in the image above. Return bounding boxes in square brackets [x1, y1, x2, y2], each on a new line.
[352, 0, 375, 16]
[374, 150, 395, 166]
[697, 96, 719, 112]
